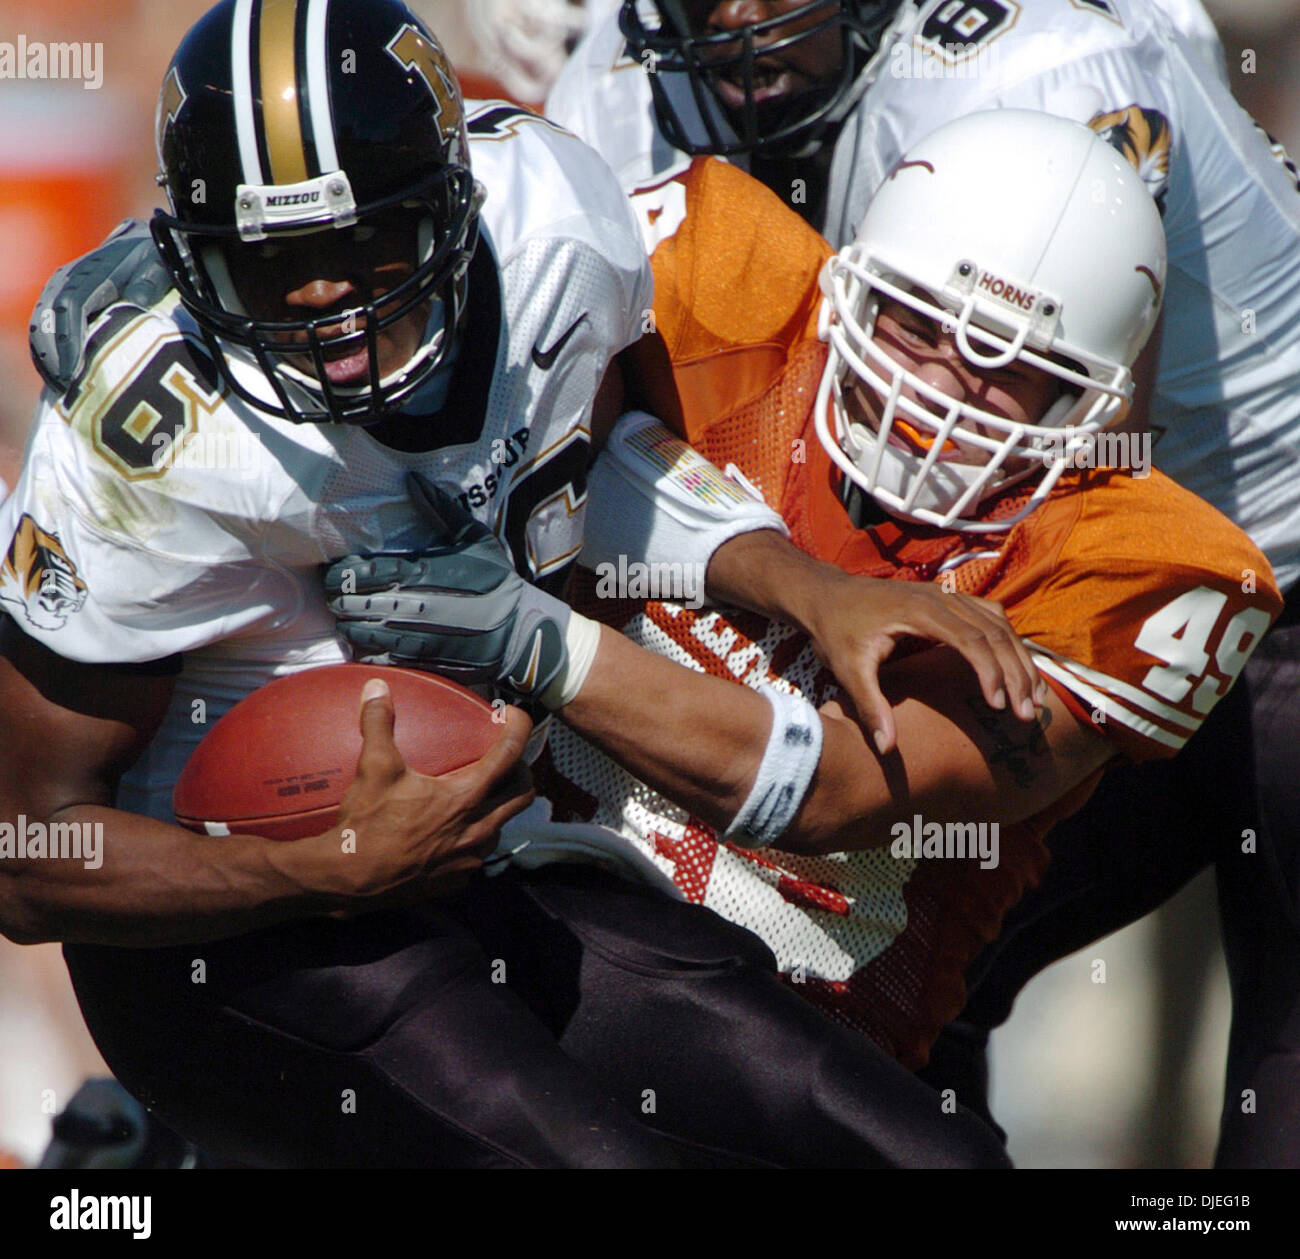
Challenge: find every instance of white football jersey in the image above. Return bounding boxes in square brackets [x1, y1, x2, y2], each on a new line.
[410, 0, 620, 107]
[548, 0, 1300, 591]
[0, 105, 651, 821]
[547, 4, 689, 197]
[546, 1, 1223, 190]
[1153, 0, 1227, 78]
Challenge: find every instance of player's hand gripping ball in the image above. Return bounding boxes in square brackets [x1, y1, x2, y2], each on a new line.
[172, 664, 499, 841]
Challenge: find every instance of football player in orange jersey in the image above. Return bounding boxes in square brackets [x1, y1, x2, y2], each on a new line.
[559, 0, 1300, 1167]
[328, 111, 1281, 1078]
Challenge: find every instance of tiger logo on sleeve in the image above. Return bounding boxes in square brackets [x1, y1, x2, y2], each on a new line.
[1088, 104, 1173, 210]
[0, 515, 88, 631]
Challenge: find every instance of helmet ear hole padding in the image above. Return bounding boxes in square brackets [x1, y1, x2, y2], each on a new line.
[813, 110, 1165, 532]
[197, 245, 249, 319]
[417, 213, 434, 267]
[1039, 391, 1084, 431]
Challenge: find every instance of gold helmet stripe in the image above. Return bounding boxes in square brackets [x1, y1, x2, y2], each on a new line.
[259, 0, 309, 185]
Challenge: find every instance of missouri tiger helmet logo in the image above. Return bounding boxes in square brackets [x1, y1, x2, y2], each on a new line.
[0, 515, 88, 631]
[1088, 105, 1173, 210]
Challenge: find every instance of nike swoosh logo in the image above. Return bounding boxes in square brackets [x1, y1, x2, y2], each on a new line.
[507, 629, 544, 693]
[531, 313, 588, 370]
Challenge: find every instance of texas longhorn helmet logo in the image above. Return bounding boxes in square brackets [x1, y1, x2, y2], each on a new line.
[0, 515, 88, 631]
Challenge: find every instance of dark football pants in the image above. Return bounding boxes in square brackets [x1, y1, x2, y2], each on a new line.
[920, 619, 1300, 1168]
[64, 865, 1010, 1169]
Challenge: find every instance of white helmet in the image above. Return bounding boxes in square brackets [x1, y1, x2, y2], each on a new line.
[815, 109, 1167, 532]
[466, 0, 591, 104]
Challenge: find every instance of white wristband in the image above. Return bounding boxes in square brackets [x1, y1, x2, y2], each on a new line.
[725, 685, 824, 849]
[539, 611, 602, 710]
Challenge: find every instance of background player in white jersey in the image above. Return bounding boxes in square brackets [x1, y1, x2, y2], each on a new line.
[399, 0, 582, 107]
[413, 0, 618, 107]
[0, 0, 1025, 1168]
[550, 2, 1225, 214]
[547, 0, 1300, 1165]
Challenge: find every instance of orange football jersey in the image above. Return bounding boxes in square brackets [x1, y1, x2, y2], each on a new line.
[539, 158, 1283, 1067]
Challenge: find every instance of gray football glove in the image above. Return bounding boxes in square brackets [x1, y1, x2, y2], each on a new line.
[325, 471, 572, 699]
[29, 219, 172, 394]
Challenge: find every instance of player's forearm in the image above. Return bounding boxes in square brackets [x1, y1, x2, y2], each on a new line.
[559, 625, 889, 850]
[558, 626, 770, 833]
[558, 630, 1100, 861]
[706, 528, 848, 633]
[783, 656, 1110, 857]
[0, 803, 346, 947]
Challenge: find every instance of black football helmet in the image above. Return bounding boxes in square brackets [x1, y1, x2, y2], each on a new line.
[152, 0, 482, 424]
[619, 0, 901, 157]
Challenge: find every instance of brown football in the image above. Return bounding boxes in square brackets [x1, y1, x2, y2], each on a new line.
[173, 664, 498, 841]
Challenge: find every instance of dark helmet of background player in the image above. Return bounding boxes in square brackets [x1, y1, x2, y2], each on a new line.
[152, 0, 482, 425]
[619, 0, 902, 158]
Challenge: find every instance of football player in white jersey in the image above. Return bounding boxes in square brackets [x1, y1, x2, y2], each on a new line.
[548, 0, 1300, 1165]
[418, 0, 618, 107]
[1, 0, 1026, 1168]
